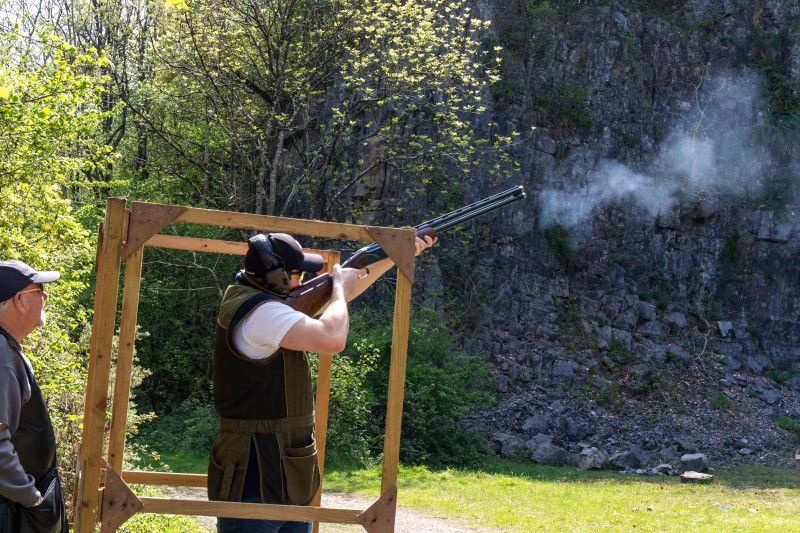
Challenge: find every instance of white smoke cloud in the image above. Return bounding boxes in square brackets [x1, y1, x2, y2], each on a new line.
[539, 72, 769, 229]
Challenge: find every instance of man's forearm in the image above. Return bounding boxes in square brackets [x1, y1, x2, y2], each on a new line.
[347, 258, 394, 302]
[0, 437, 40, 507]
[316, 281, 349, 350]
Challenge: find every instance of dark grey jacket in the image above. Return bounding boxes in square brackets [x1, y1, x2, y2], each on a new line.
[0, 327, 51, 507]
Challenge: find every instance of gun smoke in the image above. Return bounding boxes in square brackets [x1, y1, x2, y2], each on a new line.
[539, 73, 771, 230]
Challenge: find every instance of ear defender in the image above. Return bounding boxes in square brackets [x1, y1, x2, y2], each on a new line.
[247, 234, 291, 296]
[264, 268, 291, 295]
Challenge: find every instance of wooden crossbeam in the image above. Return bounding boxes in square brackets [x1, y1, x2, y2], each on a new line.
[138, 498, 362, 524]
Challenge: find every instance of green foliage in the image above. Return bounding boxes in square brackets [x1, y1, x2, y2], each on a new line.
[535, 79, 593, 131]
[0, 23, 115, 515]
[607, 338, 636, 365]
[132, 0, 512, 219]
[775, 416, 800, 435]
[138, 398, 219, 454]
[132, 243, 240, 413]
[554, 297, 595, 352]
[746, 25, 800, 215]
[765, 367, 791, 384]
[397, 346, 494, 467]
[759, 174, 800, 218]
[311, 338, 380, 468]
[719, 233, 741, 268]
[436, 234, 492, 329]
[578, 379, 626, 409]
[710, 393, 734, 411]
[494, 0, 557, 54]
[544, 225, 578, 269]
[638, 290, 669, 311]
[341, 306, 494, 468]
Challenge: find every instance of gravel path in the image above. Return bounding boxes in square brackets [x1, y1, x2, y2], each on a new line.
[167, 487, 502, 532]
[319, 492, 500, 533]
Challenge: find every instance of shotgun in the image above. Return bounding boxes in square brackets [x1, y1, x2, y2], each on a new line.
[285, 186, 527, 315]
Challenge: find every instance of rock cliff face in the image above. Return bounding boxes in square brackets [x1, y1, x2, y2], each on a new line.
[448, 0, 800, 466]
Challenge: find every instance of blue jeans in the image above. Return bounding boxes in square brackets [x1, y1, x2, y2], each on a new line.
[217, 498, 311, 533]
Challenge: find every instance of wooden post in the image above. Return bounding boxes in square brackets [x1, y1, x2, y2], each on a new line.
[381, 270, 413, 495]
[311, 251, 339, 533]
[107, 245, 144, 473]
[75, 198, 127, 532]
[74, 223, 105, 514]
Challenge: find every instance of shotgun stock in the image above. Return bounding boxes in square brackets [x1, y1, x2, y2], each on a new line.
[285, 186, 527, 316]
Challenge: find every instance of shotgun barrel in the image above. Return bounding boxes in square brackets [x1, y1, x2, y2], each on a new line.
[414, 185, 525, 231]
[286, 186, 527, 315]
[341, 186, 527, 268]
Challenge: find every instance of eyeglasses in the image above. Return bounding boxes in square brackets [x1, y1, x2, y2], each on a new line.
[18, 284, 45, 295]
[289, 270, 304, 281]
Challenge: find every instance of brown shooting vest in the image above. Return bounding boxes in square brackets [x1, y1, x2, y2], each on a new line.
[207, 285, 319, 506]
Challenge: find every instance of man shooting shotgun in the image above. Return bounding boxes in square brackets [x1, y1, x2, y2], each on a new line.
[208, 186, 525, 532]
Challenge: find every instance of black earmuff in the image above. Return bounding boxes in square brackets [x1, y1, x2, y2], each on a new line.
[247, 234, 291, 295]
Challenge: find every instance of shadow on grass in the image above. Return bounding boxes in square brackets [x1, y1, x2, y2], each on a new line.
[467, 459, 800, 491]
[326, 459, 800, 494]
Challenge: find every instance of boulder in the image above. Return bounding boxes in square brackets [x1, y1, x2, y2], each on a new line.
[680, 453, 709, 473]
[577, 447, 607, 470]
[532, 442, 575, 466]
[562, 417, 591, 440]
[521, 413, 552, 434]
[680, 471, 714, 483]
[491, 432, 525, 458]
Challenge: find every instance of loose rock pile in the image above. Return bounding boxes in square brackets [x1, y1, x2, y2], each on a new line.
[477, 346, 800, 473]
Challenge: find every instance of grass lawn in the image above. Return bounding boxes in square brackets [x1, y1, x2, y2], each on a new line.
[323, 460, 800, 532]
[131, 449, 799, 532]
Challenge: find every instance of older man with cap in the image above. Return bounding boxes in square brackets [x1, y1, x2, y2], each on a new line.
[0, 260, 68, 532]
[208, 232, 435, 533]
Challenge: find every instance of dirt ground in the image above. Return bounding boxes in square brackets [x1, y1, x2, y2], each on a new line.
[319, 492, 499, 533]
[168, 487, 501, 532]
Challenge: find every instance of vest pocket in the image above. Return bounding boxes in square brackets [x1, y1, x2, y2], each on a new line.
[208, 433, 249, 502]
[281, 442, 320, 505]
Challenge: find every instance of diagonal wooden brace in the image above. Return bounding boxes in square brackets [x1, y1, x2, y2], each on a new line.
[356, 484, 398, 533]
[123, 202, 187, 259]
[364, 227, 416, 283]
[100, 460, 143, 532]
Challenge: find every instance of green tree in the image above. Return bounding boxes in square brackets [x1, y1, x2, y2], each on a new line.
[126, 0, 510, 219]
[0, 25, 112, 513]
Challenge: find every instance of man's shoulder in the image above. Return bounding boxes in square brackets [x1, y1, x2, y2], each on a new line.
[0, 340, 28, 384]
[249, 300, 301, 320]
[0, 335, 19, 364]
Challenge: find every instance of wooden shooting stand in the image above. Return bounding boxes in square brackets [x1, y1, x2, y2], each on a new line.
[74, 198, 418, 532]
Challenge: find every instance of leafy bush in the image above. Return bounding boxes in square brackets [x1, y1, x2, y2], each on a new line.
[311, 339, 380, 469]
[350, 307, 495, 468]
[137, 398, 218, 454]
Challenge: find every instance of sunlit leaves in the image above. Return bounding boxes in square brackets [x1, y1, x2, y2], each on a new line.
[144, 0, 509, 219]
[0, 21, 115, 509]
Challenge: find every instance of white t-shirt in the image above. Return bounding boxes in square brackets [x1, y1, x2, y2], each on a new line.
[233, 301, 305, 360]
